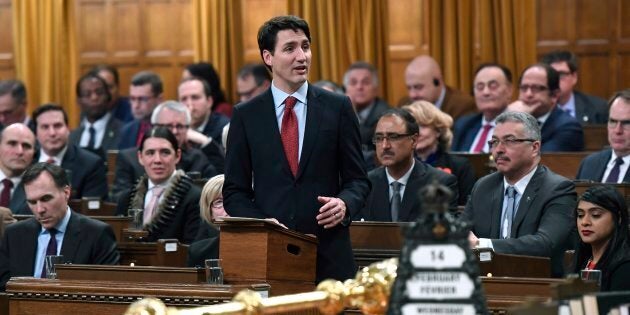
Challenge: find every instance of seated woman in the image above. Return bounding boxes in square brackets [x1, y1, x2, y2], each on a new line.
[187, 175, 227, 267]
[573, 185, 630, 291]
[402, 101, 476, 205]
[116, 127, 201, 244]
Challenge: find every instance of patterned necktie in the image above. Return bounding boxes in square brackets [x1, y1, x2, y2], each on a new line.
[390, 181, 402, 222]
[87, 126, 96, 149]
[281, 96, 299, 177]
[501, 186, 517, 239]
[472, 124, 492, 153]
[46, 158, 56, 165]
[0, 179, 13, 207]
[136, 121, 151, 147]
[143, 186, 165, 224]
[40, 229, 58, 278]
[605, 157, 624, 183]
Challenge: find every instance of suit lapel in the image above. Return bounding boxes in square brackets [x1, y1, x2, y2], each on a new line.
[19, 219, 40, 276]
[597, 150, 612, 182]
[9, 183, 26, 214]
[101, 118, 119, 150]
[296, 87, 323, 179]
[489, 175, 504, 238]
[258, 90, 294, 178]
[59, 212, 81, 262]
[512, 165, 543, 235]
[372, 169, 392, 221]
[400, 162, 423, 221]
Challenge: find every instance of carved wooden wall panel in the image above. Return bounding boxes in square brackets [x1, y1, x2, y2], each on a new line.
[0, 0, 15, 79]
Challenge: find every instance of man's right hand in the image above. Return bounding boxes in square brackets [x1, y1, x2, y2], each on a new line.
[0, 207, 16, 225]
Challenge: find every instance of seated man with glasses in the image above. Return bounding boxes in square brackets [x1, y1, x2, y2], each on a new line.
[118, 71, 164, 150]
[354, 109, 458, 222]
[577, 89, 630, 183]
[111, 101, 218, 204]
[507, 63, 584, 152]
[463, 111, 577, 277]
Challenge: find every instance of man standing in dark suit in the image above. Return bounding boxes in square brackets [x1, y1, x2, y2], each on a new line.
[0, 123, 35, 214]
[0, 163, 119, 290]
[223, 16, 370, 282]
[452, 63, 513, 153]
[577, 90, 630, 182]
[118, 71, 163, 150]
[33, 104, 108, 200]
[358, 109, 458, 221]
[69, 72, 122, 158]
[464, 111, 577, 277]
[508, 63, 584, 152]
[541, 50, 608, 124]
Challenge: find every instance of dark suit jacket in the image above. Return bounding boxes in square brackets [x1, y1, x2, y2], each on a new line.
[111, 97, 134, 123]
[0, 211, 119, 290]
[118, 120, 143, 150]
[223, 85, 370, 282]
[452, 113, 483, 152]
[358, 161, 458, 221]
[462, 165, 577, 277]
[441, 86, 477, 122]
[573, 90, 609, 125]
[541, 106, 584, 152]
[8, 183, 29, 215]
[200, 113, 230, 146]
[187, 222, 220, 267]
[359, 98, 390, 152]
[432, 152, 476, 205]
[576, 149, 630, 183]
[111, 147, 217, 203]
[68, 115, 123, 159]
[34, 145, 108, 200]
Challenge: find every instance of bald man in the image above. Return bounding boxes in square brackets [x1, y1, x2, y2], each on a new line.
[0, 123, 36, 214]
[403, 55, 476, 121]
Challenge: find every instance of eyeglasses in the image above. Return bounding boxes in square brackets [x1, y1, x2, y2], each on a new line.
[129, 96, 154, 104]
[556, 71, 573, 79]
[518, 84, 548, 94]
[154, 123, 190, 131]
[607, 118, 630, 130]
[488, 137, 537, 149]
[372, 133, 414, 144]
[211, 198, 223, 209]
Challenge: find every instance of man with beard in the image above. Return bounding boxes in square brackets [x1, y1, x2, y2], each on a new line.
[464, 111, 576, 277]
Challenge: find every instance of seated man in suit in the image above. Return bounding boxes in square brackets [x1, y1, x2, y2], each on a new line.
[403, 55, 476, 121]
[33, 104, 108, 200]
[452, 63, 513, 153]
[577, 89, 630, 182]
[111, 101, 219, 203]
[0, 162, 119, 290]
[0, 80, 34, 131]
[464, 111, 577, 277]
[541, 50, 608, 124]
[508, 63, 584, 152]
[0, 123, 35, 214]
[91, 64, 134, 123]
[236, 63, 271, 104]
[118, 71, 163, 150]
[69, 72, 122, 158]
[357, 109, 458, 221]
[116, 127, 201, 244]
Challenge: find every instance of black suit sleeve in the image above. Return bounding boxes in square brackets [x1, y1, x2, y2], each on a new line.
[111, 151, 136, 203]
[0, 227, 12, 290]
[89, 222, 120, 265]
[80, 157, 109, 200]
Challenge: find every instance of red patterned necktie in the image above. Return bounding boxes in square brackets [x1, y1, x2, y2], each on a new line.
[472, 124, 492, 153]
[281, 96, 299, 177]
[0, 179, 13, 207]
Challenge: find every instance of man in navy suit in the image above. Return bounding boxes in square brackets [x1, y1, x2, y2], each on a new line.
[541, 51, 608, 124]
[452, 63, 513, 152]
[178, 77, 230, 147]
[223, 16, 370, 282]
[0, 80, 35, 132]
[0, 163, 119, 290]
[577, 89, 630, 182]
[118, 71, 163, 149]
[0, 123, 35, 214]
[33, 104, 108, 200]
[508, 63, 584, 152]
[358, 109, 458, 222]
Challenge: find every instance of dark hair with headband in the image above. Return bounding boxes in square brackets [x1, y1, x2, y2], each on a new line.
[572, 185, 630, 290]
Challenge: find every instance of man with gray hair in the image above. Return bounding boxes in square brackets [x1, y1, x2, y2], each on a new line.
[111, 101, 218, 203]
[0, 80, 33, 131]
[463, 111, 577, 277]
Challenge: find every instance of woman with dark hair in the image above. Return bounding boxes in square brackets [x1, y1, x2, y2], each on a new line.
[573, 185, 630, 291]
[116, 127, 201, 244]
[183, 62, 233, 117]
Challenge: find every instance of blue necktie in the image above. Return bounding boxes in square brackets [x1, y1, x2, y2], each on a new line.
[501, 186, 516, 239]
[390, 181, 402, 222]
[40, 229, 58, 278]
[605, 157, 624, 183]
[86, 126, 96, 150]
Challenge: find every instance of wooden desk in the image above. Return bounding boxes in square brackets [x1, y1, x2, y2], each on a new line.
[118, 239, 189, 267]
[540, 152, 592, 179]
[482, 277, 562, 312]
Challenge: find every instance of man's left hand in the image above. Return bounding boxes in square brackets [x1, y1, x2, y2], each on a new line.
[316, 196, 346, 229]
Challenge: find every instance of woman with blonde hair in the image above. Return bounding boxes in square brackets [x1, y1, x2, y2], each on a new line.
[187, 174, 228, 267]
[403, 101, 475, 205]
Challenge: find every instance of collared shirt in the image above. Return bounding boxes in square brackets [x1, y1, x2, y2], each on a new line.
[143, 170, 177, 207]
[536, 110, 552, 127]
[356, 101, 375, 125]
[38, 146, 68, 166]
[478, 165, 538, 249]
[385, 160, 415, 201]
[272, 81, 308, 160]
[557, 92, 576, 118]
[196, 115, 210, 133]
[434, 87, 447, 109]
[468, 117, 497, 153]
[79, 112, 112, 149]
[34, 207, 71, 278]
[0, 169, 22, 199]
[601, 152, 630, 183]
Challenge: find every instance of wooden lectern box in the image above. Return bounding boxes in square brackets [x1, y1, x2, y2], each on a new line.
[217, 218, 318, 295]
